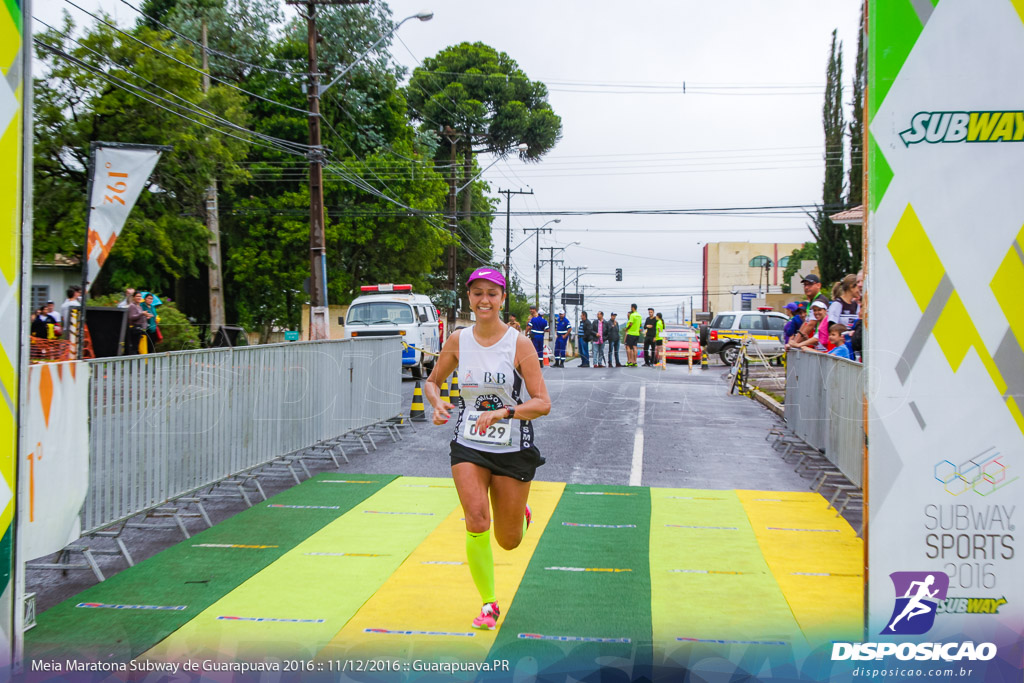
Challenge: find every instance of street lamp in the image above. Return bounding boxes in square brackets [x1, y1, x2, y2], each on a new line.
[321, 12, 433, 95]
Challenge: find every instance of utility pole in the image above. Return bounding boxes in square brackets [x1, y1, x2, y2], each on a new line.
[524, 223, 554, 308]
[444, 127, 461, 331]
[498, 188, 533, 320]
[201, 19, 226, 341]
[295, 0, 369, 340]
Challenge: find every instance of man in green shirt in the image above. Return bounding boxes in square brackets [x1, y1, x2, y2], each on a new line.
[624, 303, 643, 367]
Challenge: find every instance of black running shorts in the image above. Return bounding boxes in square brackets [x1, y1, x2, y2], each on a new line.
[450, 440, 545, 482]
[625, 334, 639, 347]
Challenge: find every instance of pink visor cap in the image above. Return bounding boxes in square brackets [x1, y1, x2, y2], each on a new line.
[466, 267, 506, 289]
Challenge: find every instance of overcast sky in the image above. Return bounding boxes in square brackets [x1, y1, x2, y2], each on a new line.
[35, 0, 863, 321]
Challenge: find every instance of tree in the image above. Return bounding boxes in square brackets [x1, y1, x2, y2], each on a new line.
[846, 3, 866, 273]
[32, 14, 250, 310]
[405, 42, 562, 312]
[781, 242, 819, 294]
[814, 29, 851, 285]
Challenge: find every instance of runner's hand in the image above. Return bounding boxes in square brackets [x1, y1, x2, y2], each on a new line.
[474, 409, 506, 431]
[432, 401, 455, 425]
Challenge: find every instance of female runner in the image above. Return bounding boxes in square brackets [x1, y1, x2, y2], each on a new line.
[424, 267, 551, 630]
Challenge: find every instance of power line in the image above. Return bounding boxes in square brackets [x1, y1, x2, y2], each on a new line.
[57, 0, 313, 117]
[117, 0, 308, 77]
[34, 37, 309, 157]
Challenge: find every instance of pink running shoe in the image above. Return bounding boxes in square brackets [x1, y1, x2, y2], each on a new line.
[525, 503, 532, 531]
[472, 602, 500, 630]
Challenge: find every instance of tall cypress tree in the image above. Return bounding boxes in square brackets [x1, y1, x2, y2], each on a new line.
[817, 29, 850, 285]
[846, 4, 866, 273]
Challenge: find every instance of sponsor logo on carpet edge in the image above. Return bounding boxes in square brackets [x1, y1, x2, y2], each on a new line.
[830, 642, 997, 662]
[364, 510, 436, 516]
[562, 522, 636, 528]
[518, 634, 630, 643]
[266, 504, 340, 509]
[767, 527, 840, 532]
[192, 543, 278, 549]
[883, 571, 950, 635]
[318, 480, 378, 484]
[364, 628, 474, 637]
[899, 111, 1024, 147]
[677, 637, 787, 646]
[304, 552, 389, 557]
[77, 602, 186, 611]
[665, 524, 737, 530]
[671, 569, 754, 575]
[545, 566, 632, 572]
[936, 596, 1007, 615]
[574, 492, 635, 496]
[218, 616, 325, 623]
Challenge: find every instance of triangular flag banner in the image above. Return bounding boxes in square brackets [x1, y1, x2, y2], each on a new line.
[85, 145, 164, 290]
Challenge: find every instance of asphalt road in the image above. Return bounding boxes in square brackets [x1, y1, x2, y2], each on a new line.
[25, 358, 845, 614]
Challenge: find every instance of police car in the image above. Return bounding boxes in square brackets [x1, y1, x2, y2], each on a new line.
[344, 284, 440, 378]
[701, 309, 788, 365]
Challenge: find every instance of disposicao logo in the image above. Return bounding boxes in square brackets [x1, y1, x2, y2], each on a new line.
[882, 571, 949, 635]
[900, 111, 1024, 146]
[830, 571, 997, 663]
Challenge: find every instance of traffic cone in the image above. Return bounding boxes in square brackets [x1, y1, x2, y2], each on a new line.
[441, 379, 449, 403]
[543, 345, 551, 367]
[701, 347, 709, 370]
[410, 381, 427, 422]
[450, 371, 460, 401]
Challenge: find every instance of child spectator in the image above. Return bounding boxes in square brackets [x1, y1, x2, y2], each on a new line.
[828, 323, 853, 359]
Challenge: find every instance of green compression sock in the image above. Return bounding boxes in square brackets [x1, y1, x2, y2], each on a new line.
[466, 530, 495, 604]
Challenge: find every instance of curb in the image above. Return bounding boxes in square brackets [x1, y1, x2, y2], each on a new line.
[749, 387, 785, 417]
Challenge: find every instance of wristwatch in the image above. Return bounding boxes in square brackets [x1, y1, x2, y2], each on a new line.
[505, 405, 516, 420]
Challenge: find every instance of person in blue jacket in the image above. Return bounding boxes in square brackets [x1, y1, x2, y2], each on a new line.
[553, 312, 571, 368]
[525, 306, 548, 369]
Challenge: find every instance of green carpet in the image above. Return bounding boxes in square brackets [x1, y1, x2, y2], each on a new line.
[486, 484, 653, 680]
[25, 473, 394, 661]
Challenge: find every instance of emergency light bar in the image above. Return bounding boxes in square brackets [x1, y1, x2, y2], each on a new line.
[360, 284, 413, 293]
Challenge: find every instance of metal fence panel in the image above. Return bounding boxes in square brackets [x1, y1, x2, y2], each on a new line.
[784, 351, 864, 486]
[82, 338, 401, 532]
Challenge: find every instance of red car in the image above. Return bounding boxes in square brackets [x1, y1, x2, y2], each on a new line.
[662, 326, 702, 363]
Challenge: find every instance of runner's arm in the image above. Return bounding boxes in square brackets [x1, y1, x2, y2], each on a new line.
[425, 330, 460, 423]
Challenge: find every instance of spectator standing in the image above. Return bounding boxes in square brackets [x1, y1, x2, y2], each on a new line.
[624, 304, 642, 367]
[794, 301, 829, 352]
[827, 324, 853, 359]
[60, 286, 82, 338]
[828, 274, 860, 327]
[577, 312, 593, 367]
[607, 312, 622, 367]
[654, 313, 665, 365]
[800, 274, 829, 307]
[508, 315, 522, 333]
[141, 292, 159, 351]
[45, 300, 61, 327]
[526, 306, 548, 369]
[31, 307, 56, 339]
[117, 287, 135, 309]
[783, 302, 805, 344]
[592, 311, 608, 368]
[643, 308, 658, 366]
[126, 291, 153, 354]
[553, 312, 570, 368]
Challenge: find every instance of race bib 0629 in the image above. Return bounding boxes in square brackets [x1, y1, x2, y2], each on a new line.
[462, 410, 513, 446]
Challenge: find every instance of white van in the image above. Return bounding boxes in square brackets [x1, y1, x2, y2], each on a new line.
[343, 284, 440, 379]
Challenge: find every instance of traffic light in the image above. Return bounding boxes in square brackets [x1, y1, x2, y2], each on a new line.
[615, 268, 623, 281]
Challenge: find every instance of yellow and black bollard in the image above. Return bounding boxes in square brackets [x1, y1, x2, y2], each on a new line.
[410, 381, 427, 422]
[441, 379, 449, 404]
[450, 370, 460, 401]
[700, 347, 709, 370]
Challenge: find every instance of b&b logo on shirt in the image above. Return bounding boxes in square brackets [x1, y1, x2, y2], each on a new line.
[483, 371, 506, 385]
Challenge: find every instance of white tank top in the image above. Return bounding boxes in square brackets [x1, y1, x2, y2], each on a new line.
[452, 325, 534, 453]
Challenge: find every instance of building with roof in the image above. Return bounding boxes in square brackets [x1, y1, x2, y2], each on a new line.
[702, 241, 808, 315]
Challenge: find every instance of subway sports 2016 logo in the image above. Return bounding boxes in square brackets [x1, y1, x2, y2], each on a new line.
[900, 111, 1024, 146]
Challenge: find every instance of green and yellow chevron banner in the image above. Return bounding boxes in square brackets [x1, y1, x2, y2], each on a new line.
[867, 0, 1023, 677]
[0, 0, 25, 672]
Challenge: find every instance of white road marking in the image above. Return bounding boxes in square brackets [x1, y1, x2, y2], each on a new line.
[629, 384, 646, 486]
